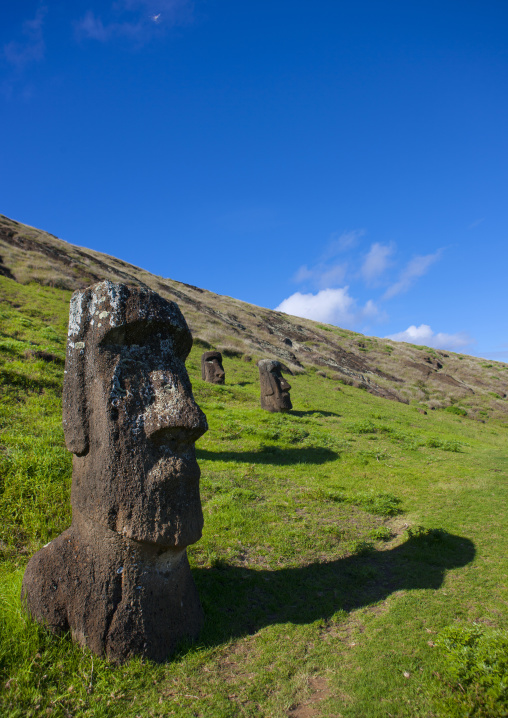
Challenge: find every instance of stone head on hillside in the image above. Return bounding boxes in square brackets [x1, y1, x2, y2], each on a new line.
[201, 350, 225, 385]
[258, 359, 293, 412]
[22, 281, 208, 663]
[62, 281, 208, 545]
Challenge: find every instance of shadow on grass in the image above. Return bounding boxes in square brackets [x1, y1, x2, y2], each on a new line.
[290, 410, 342, 418]
[0, 367, 62, 393]
[196, 446, 340, 465]
[193, 531, 475, 647]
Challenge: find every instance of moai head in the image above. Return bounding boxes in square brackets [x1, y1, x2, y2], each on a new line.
[258, 359, 293, 412]
[201, 351, 225, 384]
[62, 281, 208, 548]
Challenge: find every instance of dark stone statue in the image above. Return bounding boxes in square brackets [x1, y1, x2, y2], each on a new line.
[258, 359, 293, 412]
[201, 350, 225, 384]
[22, 281, 208, 663]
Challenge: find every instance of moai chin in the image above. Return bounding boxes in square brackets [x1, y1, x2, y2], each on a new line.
[201, 350, 225, 385]
[258, 359, 293, 412]
[21, 281, 208, 663]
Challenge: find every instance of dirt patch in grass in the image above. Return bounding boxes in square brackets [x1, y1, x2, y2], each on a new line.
[288, 676, 331, 717]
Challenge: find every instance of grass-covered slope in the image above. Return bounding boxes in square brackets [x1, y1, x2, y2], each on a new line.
[2, 212, 508, 419]
[0, 277, 507, 717]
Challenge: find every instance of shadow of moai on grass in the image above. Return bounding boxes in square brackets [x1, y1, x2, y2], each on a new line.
[193, 530, 476, 645]
[196, 446, 339, 465]
[22, 281, 208, 663]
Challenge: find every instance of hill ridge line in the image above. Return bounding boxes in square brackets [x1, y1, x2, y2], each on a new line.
[1, 213, 506, 418]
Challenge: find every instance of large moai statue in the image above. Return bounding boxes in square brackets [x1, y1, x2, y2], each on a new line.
[21, 281, 208, 663]
[258, 359, 293, 412]
[201, 350, 225, 384]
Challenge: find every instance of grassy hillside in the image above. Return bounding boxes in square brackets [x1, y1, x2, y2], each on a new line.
[0, 276, 507, 717]
[2, 213, 508, 420]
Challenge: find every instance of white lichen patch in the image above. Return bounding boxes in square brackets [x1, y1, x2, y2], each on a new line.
[149, 370, 181, 405]
[68, 291, 85, 337]
[88, 284, 108, 319]
[105, 282, 126, 326]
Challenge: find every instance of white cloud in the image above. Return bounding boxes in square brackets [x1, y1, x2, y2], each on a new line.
[76, 0, 192, 43]
[385, 324, 472, 350]
[293, 262, 347, 289]
[384, 250, 442, 299]
[275, 287, 381, 328]
[77, 11, 109, 41]
[322, 229, 365, 259]
[4, 6, 47, 68]
[292, 228, 366, 290]
[361, 242, 394, 284]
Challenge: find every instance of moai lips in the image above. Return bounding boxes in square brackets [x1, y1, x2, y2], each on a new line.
[258, 359, 293, 412]
[201, 351, 225, 385]
[22, 282, 208, 663]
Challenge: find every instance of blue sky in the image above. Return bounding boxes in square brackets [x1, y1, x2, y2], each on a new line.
[2, 1, 507, 360]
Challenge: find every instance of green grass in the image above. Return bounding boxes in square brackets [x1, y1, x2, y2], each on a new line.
[444, 405, 468, 417]
[435, 623, 508, 716]
[1, 277, 507, 717]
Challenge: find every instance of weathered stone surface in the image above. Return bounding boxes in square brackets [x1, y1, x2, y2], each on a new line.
[201, 351, 225, 384]
[22, 512, 203, 662]
[258, 359, 293, 412]
[22, 281, 208, 663]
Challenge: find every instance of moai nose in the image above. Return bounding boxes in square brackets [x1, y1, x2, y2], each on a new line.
[280, 378, 291, 392]
[143, 370, 208, 449]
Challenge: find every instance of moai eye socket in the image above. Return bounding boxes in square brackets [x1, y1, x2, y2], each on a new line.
[100, 320, 190, 359]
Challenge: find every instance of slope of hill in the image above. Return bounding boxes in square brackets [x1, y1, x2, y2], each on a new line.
[1, 212, 507, 421]
[1, 214, 507, 716]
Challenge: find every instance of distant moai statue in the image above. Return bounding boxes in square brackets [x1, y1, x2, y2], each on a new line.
[258, 359, 293, 412]
[201, 350, 225, 384]
[22, 281, 208, 663]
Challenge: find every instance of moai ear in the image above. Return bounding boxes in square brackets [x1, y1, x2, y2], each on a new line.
[269, 372, 282, 395]
[259, 369, 274, 397]
[62, 290, 90, 456]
